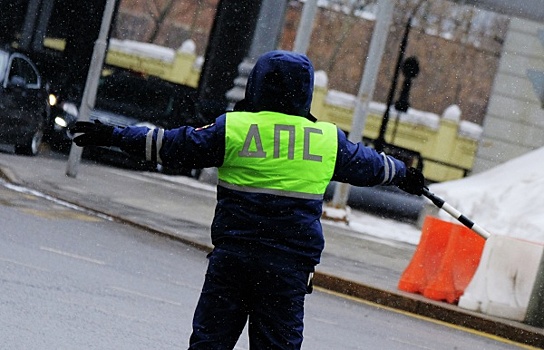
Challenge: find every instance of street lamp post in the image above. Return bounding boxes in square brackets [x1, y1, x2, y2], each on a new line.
[66, 0, 117, 178]
[293, 0, 318, 54]
[328, 0, 395, 212]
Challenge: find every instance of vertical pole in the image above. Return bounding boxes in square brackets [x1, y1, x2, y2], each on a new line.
[66, 0, 117, 178]
[293, 0, 318, 54]
[225, 0, 288, 108]
[250, 0, 288, 60]
[31, 0, 55, 52]
[330, 0, 394, 209]
[19, 0, 41, 51]
[197, 0, 263, 121]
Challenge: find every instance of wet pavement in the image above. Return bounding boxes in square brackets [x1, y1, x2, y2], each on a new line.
[0, 148, 542, 348]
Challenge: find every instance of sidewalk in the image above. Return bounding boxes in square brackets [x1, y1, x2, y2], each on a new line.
[0, 150, 543, 347]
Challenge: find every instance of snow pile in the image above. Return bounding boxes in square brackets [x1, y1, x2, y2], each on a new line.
[177, 39, 196, 54]
[326, 90, 440, 125]
[325, 89, 356, 109]
[458, 120, 483, 140]
[429, 146, 544, 243]
[314, 70, 328, 88]
[109, 38, 176, 62]
[396, 108, 440, 130]
[109, 38, 198, 62]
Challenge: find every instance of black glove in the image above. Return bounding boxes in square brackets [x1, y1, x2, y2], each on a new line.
[397, 167, 425, 196]
[70, 120, 115, 147]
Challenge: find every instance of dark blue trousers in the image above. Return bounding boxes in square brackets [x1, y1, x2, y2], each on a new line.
[189, 248, 312, 349]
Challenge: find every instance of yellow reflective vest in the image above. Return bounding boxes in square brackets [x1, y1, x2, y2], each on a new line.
[218, 111, 338, 200]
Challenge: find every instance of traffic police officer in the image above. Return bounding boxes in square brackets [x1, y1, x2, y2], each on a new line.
[71, 50, 425, 349]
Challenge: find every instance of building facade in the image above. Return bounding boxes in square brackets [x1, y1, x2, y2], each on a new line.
[473, 18, 544, 173]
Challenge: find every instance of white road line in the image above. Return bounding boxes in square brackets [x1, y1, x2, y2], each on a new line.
[3, 182, 115, 222]
[0, 257, 50, 272]
[389, 338, 435, 349]
[309, 316, 338, 325]
[40, 246, 106, 265]
[169, 280, 201, 290]
[110, 286, 183, 307]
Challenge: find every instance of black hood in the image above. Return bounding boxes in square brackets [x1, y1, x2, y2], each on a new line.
[241, 50, 315, 118]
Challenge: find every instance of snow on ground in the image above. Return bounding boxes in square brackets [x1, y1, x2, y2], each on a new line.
[152, 171, 424, 246]
[308, 146, 544, 247]
[349, 210, 422, 244]
[429, 146, 544, 244]
[324, 207, 422, 246]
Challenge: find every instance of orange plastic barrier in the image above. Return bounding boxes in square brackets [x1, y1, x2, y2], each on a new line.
[398, 216, 485, 304]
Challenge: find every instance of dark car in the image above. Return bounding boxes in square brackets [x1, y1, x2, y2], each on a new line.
[49, 68, 200, 173]
[0, 48, 50, 155]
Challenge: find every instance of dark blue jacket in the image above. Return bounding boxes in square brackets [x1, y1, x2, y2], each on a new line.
[111, 50, 407, 269]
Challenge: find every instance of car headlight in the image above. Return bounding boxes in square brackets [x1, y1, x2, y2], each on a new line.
[54, 116, 68, 128]
[48, 94, 57, 106]
[53, 102, 78, 131]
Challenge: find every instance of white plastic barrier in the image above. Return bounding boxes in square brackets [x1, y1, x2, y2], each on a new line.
[459, 235, 544, 321]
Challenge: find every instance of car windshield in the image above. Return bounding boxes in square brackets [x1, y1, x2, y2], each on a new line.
[95, 72, 175, 123]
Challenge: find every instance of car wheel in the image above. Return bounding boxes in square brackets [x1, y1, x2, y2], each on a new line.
[15, 129, 43, 156]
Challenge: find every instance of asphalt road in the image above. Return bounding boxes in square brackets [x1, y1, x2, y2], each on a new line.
[0, 174, 528, 349]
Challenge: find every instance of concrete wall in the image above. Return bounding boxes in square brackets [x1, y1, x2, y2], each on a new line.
[310, 82, 481, 183]
[473, 18, 544, 173]
[106, 38, 202, 88]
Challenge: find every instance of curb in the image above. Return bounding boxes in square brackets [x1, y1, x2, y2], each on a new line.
[314, 273, 544, 348]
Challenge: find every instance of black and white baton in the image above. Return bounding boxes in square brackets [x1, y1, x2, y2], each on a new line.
[422, 188, 491, 240]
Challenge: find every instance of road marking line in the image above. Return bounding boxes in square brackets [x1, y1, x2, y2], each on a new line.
[110, 286, 183, 307]
[3, 182, 115, 222]
[0, 257, 50, 272]
[390, 337, 434, 349]
[309, 317, 338, 325]
[169, 280, 201, 290]
[40, 246, 106, 265]
[20, 208, 104, 222]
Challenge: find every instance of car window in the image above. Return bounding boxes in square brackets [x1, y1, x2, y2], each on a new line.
[9, 56, 40, 88]
[0, 52, 8, 82]
[95, 74, 175, 122]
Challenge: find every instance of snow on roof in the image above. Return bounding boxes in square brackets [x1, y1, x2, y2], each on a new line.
[314, 70, 328, 87]
[177, 39, 196, 54]
[109, 38, 197, 62]
[193, 56, 204, 69]
[325, 89, 442, 130]
[459, 120, 483, 139]
[109, 38, 175, 62]
[442, 104, 461, 122]
[397, 108, 441, 130]
[325, 89, 356, 109]
[429, 146, 544, 243]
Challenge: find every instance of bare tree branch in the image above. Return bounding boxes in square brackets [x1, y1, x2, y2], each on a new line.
[146, 0, 177, 43]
